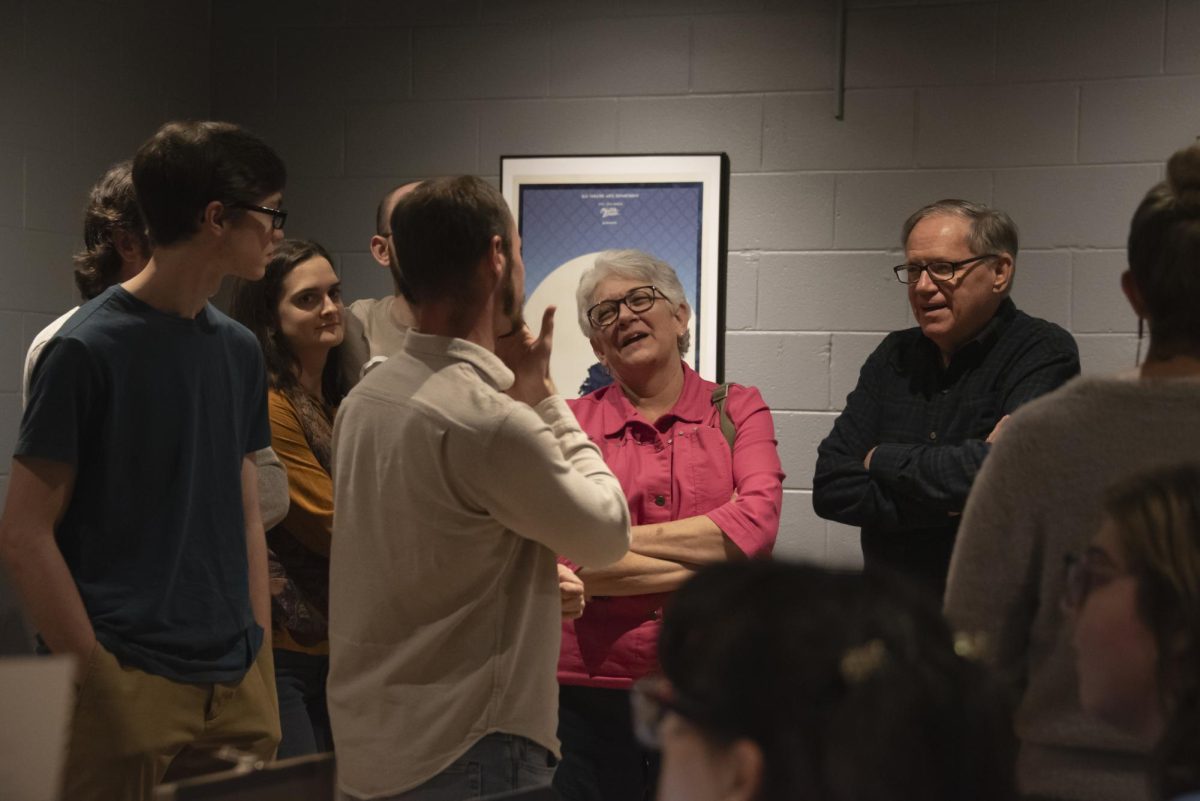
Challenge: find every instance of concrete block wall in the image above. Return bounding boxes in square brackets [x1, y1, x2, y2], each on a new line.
[208, 0, 1198, 566]
[0, 0, 211, 506]
[2, 1, 1191, 569]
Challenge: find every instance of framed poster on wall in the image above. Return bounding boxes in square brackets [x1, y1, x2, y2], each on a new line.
[500, 153, 729, 399]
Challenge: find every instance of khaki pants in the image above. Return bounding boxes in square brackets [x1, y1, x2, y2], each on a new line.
[63, 643, 281, 801]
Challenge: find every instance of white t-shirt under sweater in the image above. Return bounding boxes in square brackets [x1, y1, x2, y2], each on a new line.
[946, 373, 1200, 801]
[327, 329, 630, 800]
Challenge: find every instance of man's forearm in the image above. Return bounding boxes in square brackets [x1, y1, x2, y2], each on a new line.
[0, 530, 94, 660]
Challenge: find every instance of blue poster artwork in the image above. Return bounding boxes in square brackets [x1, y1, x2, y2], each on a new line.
[519, 182, 703, 398]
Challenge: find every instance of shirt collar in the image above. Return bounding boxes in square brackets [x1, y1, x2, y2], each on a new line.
[402, 329, 515, 392]
[597, 361, 709, 436]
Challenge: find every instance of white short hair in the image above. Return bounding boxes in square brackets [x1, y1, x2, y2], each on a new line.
[575, 249, 691, 356]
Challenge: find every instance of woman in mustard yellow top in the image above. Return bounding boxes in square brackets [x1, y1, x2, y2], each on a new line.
[231, 239, 347, 758]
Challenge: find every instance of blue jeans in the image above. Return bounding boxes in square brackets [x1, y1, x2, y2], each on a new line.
[273, 649, 332, 759]
[349, 733, 557, 801]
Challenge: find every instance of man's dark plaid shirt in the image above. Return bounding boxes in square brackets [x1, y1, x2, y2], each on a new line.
[813, 298, 1079, 596]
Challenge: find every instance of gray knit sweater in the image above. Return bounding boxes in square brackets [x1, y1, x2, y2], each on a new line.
[946, 373, 1200, 801]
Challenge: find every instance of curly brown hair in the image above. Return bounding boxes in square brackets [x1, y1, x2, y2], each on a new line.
[72, 161, 148, 300]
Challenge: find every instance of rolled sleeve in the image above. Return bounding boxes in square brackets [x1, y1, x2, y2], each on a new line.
[703, 385, 783, 557]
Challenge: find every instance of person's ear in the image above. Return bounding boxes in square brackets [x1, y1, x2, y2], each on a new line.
[1121, 269, 1148, 319]
[201, 200, 226, 236]
[991, 253, 1014, 295]
[674, 299, 692, 335]
[369, 234, 390, 268]
[716, 738, 764, 801]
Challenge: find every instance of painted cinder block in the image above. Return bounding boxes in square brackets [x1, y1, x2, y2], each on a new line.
[277, 27, 414, 106]
[1009, 250, 1071, 331]
[5, 229, 77, 315]
[997, 0, 1165, 82]
[725, 252, 758, 332]
[548, 18, 690, 97]
[846, 5, 994, 88]
[993, 165, 1161, 249]
[1080, 77, 1200, 164]
[691, 11, 836, 93]
[1167, 0, 1200, 74]
[917, 83, 1078, 168]
[724, 331, 830, 412]
[756, 252, 911, 333]
[774, 489, 829, 563]
[345, 0, 479, 26]
[830, 332, 890, 412]
[345, 102, 479, 177]
[414, 24, 549, 100]
[773, 410, 840, 491]
[338, 252, 393, 306]
[1071, 250, 1137, 334]
[825, 520, 864, 570]
[1076, 333, 1139, 376]
[284, 176, 416, 253]
[617, 96, 763, 172]
[480, 99, 618, 174]
[834, 170, 993, 249]
[0, 312, 23, 394]
[220, 104, 345, 179]
[211, 25, 276, 110]
[763, 89, 915, 172]
[0, 148, 20, 229]
[729, 173, 836, 251]
[213, 0, 341, 29]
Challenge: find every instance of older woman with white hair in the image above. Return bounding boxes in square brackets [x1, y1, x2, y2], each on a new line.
[553, 249, 784, 801]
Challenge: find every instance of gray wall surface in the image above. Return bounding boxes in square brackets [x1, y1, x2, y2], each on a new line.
[2, 0, 1198, 567]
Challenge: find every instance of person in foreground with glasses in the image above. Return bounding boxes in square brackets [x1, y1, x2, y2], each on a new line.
[634, 559, 1015, 801]
[553, 250, 783, 801]
[1068, 464, 1200, 801]
[0, 120, 287, 800]
[945, 143, 1200, 801]
[814, 199, 1079, 599]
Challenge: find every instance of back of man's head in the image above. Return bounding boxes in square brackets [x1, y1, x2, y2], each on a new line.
[389, 176, 512, 306]
[73, 161, 148, 300]
[132, 120, 286, 248]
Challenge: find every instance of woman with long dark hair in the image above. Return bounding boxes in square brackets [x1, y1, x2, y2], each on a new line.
[230, 238, 347, 758]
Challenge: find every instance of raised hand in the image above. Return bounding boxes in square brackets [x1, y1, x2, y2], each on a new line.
[496, 305, 558, 406]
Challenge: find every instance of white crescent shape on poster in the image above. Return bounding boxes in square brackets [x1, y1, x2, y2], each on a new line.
[524, 251, 697, 400]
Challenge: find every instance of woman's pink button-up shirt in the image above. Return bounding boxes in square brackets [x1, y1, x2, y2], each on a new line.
[558, 363, 784, 689]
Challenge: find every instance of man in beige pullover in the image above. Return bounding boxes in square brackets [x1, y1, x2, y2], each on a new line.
[328, 175, 631, 801]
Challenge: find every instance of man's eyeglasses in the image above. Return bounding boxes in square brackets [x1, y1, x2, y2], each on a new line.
[235, 202, 288, 231]
[1062, 549, 1126, 612]
[586, 285, 666, 329]
[893, 254, 997, 284]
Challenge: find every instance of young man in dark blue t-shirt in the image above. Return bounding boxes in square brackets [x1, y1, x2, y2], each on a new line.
[0, 120, 288, 800]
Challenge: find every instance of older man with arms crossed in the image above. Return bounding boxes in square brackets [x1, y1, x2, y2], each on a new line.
[813, 199, 1079, 597]
[328, 175, 631, 801]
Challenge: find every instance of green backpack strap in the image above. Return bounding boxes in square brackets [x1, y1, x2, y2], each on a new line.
[711, 383, 737, 452]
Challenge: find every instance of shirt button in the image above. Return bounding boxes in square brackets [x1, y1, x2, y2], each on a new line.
[929, 431, 938, 441]
[655, 495, 666, 506]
